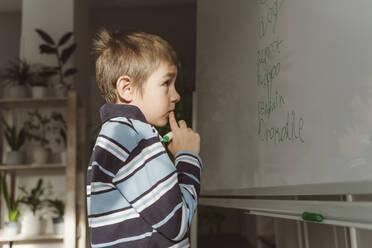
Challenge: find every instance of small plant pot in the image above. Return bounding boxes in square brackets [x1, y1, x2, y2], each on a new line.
[5, 151, 25, 165]
[6, 85, 28, 99]
[54, 84, 68, 97]
[21, 215, 41, 236]
[60, 151, 67, 164]
[32, 146, 50, 164]
[31, 86, 48, 98]
[52, 217, 64, 234]
[3, 221, 19, 236]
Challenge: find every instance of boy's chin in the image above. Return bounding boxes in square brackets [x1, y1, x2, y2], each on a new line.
[151, 119, 168, 127]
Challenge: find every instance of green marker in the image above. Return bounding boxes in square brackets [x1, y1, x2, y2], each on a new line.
[302, 212, 324, 222]
[163, 132, 173, 143]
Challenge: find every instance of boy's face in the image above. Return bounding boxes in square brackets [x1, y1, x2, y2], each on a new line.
[132, 63, 180, 127]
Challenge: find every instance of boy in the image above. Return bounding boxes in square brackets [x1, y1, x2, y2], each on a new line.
[87, 29, 202, 248]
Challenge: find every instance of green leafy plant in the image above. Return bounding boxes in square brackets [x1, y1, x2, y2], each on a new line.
[1, 115, 26, 151]
[51, 112, 67, 147]
[46, 198, 64, 218]
[19, 178, 46, 215]
[35, 28, 78, 90]
[0, 58, 35, 87]
[28, 65, 52, 87]
[24, 110, 52, 147]
[1, 174, 21, 222]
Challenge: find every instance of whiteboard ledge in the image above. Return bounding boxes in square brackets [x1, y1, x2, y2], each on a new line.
[248, 211, 372, 231]
[199, 198, 372, 230]
[201, 180, 372, 196]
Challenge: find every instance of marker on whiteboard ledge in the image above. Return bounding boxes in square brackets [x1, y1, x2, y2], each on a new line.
[163, 132, 173, 143]
[302, 212, 324, 222]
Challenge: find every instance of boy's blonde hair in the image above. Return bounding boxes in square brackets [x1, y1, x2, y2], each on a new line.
[92, 29, 179, 103]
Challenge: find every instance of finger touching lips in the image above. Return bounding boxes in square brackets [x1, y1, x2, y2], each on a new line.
[169, 112, 179, 129]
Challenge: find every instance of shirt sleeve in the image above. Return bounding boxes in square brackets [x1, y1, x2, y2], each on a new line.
[113, 137, 203, 241]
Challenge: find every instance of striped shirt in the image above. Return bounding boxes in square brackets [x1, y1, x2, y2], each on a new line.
[86, 103, 203, 248]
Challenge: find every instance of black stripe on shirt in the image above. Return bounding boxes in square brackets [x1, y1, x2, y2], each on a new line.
[176, 162, 201, 181]
[87, 165, 114, 184]
[89, 187, 116, 196]
[91, 146, 126, 175]
[90, 217, 152, 246]
[124, 137, 162, 165]
[178, 174, 200, 195]
[155, 205, 184, 241]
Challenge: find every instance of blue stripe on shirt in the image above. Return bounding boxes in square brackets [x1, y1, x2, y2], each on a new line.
[89, 190, 131, 215]
[115, 153, 176, 202]
[91, 230, 156, 248]
[100, 122, 139, 151]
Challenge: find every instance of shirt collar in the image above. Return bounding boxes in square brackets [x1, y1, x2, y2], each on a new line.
[100, 103, 147, 123]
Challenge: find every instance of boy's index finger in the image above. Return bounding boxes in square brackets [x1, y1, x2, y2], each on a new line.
[169, 112, 179, 131]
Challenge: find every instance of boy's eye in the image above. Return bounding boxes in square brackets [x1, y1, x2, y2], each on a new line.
[163, 80, 171, 86]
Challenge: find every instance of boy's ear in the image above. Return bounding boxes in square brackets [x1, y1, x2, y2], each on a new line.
[116, 76, 134, 103]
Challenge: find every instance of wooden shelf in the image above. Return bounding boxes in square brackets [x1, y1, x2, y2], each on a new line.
[0, 97, 67, 109]
[0, 233, 63, 243]
[0, 163, 65, 171]
[0, 91, 83, 247]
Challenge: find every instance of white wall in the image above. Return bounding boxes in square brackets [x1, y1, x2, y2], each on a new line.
[21, 0, 74, 64]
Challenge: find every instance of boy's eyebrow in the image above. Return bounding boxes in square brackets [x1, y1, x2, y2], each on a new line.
[164, 72, 177, 79]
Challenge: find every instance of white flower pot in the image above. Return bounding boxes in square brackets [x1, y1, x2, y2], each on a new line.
[32, 146, 50, 164]
[60, 151, 67, 164]
[31, 86, 48, 98]
[3, 221, 19, 236]
[21, 215, 41, 236]
[54, 84, 68, 97]
[5, 151, 25, 165]
[52, 217, 64, 234]
[6, 85, 28, 99]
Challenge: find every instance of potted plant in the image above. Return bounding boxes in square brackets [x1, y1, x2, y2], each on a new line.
[1, 174, 21, 235]
[51, 111, 67, 164]
[28, 65, 52, 98]
[18, 178, 46, 236]
[1, 115, 27, 165]
[24, 110, 52, 164]
[35, 29, 78, 96]
[0, 58, 34, 98]
[46, 198, 64, 234]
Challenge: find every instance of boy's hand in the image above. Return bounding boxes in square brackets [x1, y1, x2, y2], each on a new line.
[167, 112, 200, 156]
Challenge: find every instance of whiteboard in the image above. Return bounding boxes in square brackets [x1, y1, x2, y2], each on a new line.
[196, 0, 372, 192]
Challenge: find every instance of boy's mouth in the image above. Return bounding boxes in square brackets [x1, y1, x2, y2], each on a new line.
[166, 110, 174, 116]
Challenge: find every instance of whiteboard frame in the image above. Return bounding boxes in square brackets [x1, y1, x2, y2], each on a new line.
[199, 197, 372, 230]
[201, 180, 372, 196]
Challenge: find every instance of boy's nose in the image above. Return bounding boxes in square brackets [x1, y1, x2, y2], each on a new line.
[171, 89, 181, 103]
